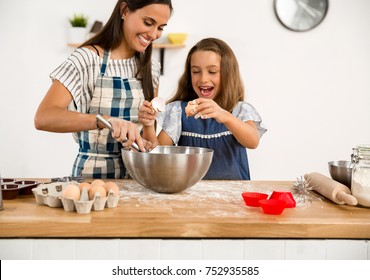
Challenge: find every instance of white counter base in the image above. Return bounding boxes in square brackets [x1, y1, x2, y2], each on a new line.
[1, 239, 369, 260]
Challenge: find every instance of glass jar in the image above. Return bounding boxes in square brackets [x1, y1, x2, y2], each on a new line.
[0, 172, 3, 210]
[351, 145, 370, 207]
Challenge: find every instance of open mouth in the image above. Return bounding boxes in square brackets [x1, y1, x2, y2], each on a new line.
[199, 86, 214, 97]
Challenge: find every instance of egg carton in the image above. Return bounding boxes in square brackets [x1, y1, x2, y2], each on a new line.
[61, 188, 120, 214]
[32, 182, 70, 207]
[32, 182, 120, 214]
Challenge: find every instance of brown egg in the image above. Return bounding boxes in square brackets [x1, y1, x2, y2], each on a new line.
[103, 181, 120, 196]
[185, 101, 197, 117]
[62, 184, 81, 200]
[91, 179, 105, 188]
[89, 184, 107, 200]
[78, 182, 91, 192]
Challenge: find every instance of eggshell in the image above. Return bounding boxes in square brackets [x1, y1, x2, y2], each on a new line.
[103, 181, 120, 196]
[89, 184, 107, 200]
[78, 182, 91, 192]
[185, 101, 197, 117]
[61, 184, 81, 201]
[151, 97, 165, 112]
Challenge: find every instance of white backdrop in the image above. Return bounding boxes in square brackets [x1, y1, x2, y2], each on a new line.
[0, 0, 369, 180]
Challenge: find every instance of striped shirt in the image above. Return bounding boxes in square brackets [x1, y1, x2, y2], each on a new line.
[50, 47, 161, 114]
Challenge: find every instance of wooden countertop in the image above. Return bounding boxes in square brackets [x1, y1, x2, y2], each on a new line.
[1, 179, 370, 239]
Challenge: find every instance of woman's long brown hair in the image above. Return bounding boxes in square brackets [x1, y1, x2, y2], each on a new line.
[81, 0, 173, 101]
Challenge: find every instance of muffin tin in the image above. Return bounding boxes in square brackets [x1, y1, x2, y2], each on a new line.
[32, 182, 120, 214]
[1, 178, 40, 199]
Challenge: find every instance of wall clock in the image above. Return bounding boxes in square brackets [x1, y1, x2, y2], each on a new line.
[274, 0, 329, 32]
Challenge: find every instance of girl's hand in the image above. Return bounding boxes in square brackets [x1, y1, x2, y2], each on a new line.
[138, 100, 157, 127]
[192, 98, 228, 123]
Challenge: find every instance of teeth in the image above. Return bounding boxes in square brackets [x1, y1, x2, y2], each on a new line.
[138, 35, 150, 44]
[200, 86, 213, 93]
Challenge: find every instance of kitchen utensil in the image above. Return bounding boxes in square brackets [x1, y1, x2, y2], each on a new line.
[14, 180, 39, 195]
[121, 146, 213, 193]
[304, 172, 358, 206]
[1, 180, 40, 199]
[241, 192, 268, 207]
[269, 191, 296, 208]
[259, 199, 286, 215]
[293, 176, 322, 203]
[1, 178, 15, 184]
[328, 160, 352, 188]
[96, 114, 141, 152]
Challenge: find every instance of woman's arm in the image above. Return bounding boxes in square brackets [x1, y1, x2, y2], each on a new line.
[34, 80, 97, 132]
[34, 80, 147, 151]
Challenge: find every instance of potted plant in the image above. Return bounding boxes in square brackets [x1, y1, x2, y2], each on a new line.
[68, 13, 89, 45]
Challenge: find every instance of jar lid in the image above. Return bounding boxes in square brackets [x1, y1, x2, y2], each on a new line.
[355, 144, 370, 157]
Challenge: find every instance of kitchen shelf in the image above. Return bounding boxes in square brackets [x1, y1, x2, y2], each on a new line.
[67, 43, 185, 75]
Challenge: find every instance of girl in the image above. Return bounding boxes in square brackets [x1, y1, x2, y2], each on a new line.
[140, 38, 266, 180]
[34, 0, 173, 178]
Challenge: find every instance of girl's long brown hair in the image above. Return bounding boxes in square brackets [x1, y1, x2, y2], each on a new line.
[81, 0, 173, 101]
[169, 38, 244, 112]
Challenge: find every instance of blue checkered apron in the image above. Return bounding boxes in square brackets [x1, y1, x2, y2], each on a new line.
[72, 50, 145, 179]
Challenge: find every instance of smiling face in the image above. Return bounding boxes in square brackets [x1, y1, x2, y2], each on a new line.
[190, 50, 221, 100]
[122, 3, 171, 54]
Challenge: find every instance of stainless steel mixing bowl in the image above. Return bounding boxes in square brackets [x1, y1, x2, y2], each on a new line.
[121, 146, 214, 193]
[328, 160, 352, 188]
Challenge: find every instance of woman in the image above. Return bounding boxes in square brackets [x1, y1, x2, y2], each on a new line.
[140, 38, 266, 180]
[34, 0, 173, 178]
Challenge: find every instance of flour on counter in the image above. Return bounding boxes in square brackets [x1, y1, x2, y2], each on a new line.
[116, 181, 286, 217]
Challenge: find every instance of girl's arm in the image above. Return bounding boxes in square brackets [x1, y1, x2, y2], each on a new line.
[191, 98, 260, 149]
[139, 89, 174, 146]
[157, 130, 174, 145]
[139, 86, 159, 144]
[221, 114, 259, 149]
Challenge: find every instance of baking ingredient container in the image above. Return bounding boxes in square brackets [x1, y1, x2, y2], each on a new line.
[351, 144, 370, 207]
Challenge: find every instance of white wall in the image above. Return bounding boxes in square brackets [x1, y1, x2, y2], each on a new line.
[1, 0, 369, 180]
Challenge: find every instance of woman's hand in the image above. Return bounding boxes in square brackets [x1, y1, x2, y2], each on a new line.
[138, 100, 157, 127]
[131, 138, 158, 152]
[107, 117, 149, 152]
